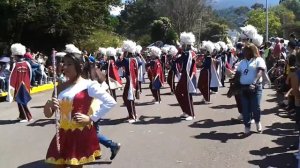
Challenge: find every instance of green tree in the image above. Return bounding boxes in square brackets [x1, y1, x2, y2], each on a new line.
[281, 0, 300, 20]
[201, 21, 228, 42]
[251, 3, 264, 10]
[247, 9, 281, 37]
[151, 17, 172, 42]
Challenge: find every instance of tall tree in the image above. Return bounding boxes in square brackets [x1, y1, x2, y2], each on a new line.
[247, 8, 282, 37]
[251, 3, 264, 10]
[152, 0, 211, 34]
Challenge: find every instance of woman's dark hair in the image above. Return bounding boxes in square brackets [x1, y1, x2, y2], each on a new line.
[64, 52, 84, 78]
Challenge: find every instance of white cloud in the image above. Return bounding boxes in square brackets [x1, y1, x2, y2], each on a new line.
[109, 5, 125, 16]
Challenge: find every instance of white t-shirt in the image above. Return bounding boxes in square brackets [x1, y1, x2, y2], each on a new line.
[237, 57, 266, 85]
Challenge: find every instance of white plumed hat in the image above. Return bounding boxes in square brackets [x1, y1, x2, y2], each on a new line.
[252, 34, 264, 47]
[65, 44, 82, 54]
[161, 45, 171, 54]
[122, 40, 136, 53]
[240, 25, 258, 40]
[135, 45, 142, 54]
[214, 43, 221, 52]
[98, 47, 107, 55]
[203, 41, 215, 54]
[106, 47, 116, 57]
[149, 46, 161, 57]
[168, 46, 178, 56]
[217, 41, 228, 51]
[11, 43, 26, 56]
[116, 48, 123, 54]
[180, 32, 196, 45]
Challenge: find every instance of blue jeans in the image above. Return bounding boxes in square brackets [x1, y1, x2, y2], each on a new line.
[94, 121, 116, 149]
[240, 85, 262, 128]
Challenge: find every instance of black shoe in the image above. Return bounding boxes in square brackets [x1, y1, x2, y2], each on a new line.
[110, 143, 121, 160]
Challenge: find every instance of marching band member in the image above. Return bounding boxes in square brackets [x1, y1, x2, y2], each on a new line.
[106, 47, 122, 101]
[147, 46, 164, 104]
[8, 43, 33, 122]
[117, 40, 139, 123]
[167, 46, 179, 94]
[175, 32, 197, 121]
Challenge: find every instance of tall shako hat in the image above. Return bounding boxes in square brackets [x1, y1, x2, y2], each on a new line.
[122, 40, 136, 54]
[149, 46, 161, 58]
[11, 43, 26, 56]
[180, 32, 196, 46]
[168, 45, 178, 56]
[98, 48, 107, 55]
[240, 24, 263, 46]
[135, 45, 142, 54]
[106, 47, 116, 57]
[202, 41, 215, 54]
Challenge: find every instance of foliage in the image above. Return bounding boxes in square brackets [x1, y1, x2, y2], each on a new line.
[247, 9, 282, 37]
[0, 0, 120, 53]
[150, 17, 171, 42]
[80, 29, 124, 52]
[281, 0, 300, 20]
[215, 6, 250, 29]
[116, 0, 157, 41]
[201, 21, 228, 42]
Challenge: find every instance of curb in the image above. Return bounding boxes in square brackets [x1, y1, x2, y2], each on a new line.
[0, 83, 55, 98]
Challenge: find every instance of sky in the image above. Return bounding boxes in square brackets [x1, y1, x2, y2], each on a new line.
[111, 0, 281, 16]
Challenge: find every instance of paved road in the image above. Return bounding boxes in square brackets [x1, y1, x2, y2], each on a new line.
[0, 81, 298, 168]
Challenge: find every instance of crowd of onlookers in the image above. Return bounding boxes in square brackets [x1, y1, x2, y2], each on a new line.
[0, 49, 51, 93]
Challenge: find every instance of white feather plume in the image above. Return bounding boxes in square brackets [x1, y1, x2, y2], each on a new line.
[252, 34, 264, 47]
[214, 43, 221, 52]
[168, 46, 178, 56]
[106, 47, 116, 57]
[65, 44, 82, 54]
[98, 47, 107, 55]
[116, 48, 123, 54]
[217, 41, 228, 51]
[149, 46, 161, 57]
[122, 40, 136, 53]
[203, 41, 215, 54]
[240, 25, 258, 40]
[180, 32, 196, 45]
[135, 45, 142, 54]
[161, 45, 171, 54]
[56, 52, 66, 57]
[11, 43, 26, 56]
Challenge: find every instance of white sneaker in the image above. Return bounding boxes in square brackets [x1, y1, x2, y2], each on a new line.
[180, 113, 188, 118]
[250, 119, 255, 124]
[244, 127, 251, 134]
[256, 122, 262, 132]
[185, 116, 194, 121]
[19, 119, 28, 123]
[237, 114, 243, 120]
[128, 119, 136, 123]
[154, 101, 160, 104]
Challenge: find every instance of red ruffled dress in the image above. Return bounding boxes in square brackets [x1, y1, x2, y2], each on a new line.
[46, 80, 101, 165]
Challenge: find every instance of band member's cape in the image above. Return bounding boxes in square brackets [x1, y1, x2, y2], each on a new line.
[128, 58, 138, 100]
[152, 59, 164, 90]
[198, 56, 211, 102]
[108, 60, 122, 89]
[136, 55, 146, 83]
[7, 61, 32, 104]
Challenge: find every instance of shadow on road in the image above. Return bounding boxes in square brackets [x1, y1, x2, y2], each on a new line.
[248, 122, 298, 167]
[18, 160, 112, 168]
[189, 119, 241, 129]
[18, 160, 51, 168]
[26, 119, 55, 127]
[135, 102, 155, 106]
[0, 119, 19, 125]
[99, 118, 127, 126]
[133, 115, 182, 125]
[193, 131, 249, 143]
[210, 104, 237, 109]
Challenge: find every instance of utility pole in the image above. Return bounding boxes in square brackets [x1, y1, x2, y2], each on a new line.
[266, 0, 269, 41]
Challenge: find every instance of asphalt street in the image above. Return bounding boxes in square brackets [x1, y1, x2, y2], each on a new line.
[0, 81, 298, 168]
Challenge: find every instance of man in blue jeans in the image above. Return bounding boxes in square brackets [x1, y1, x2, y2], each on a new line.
[95, 120, 121, 160]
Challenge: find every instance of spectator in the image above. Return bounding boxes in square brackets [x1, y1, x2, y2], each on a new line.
[0, 56, 11, 92]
